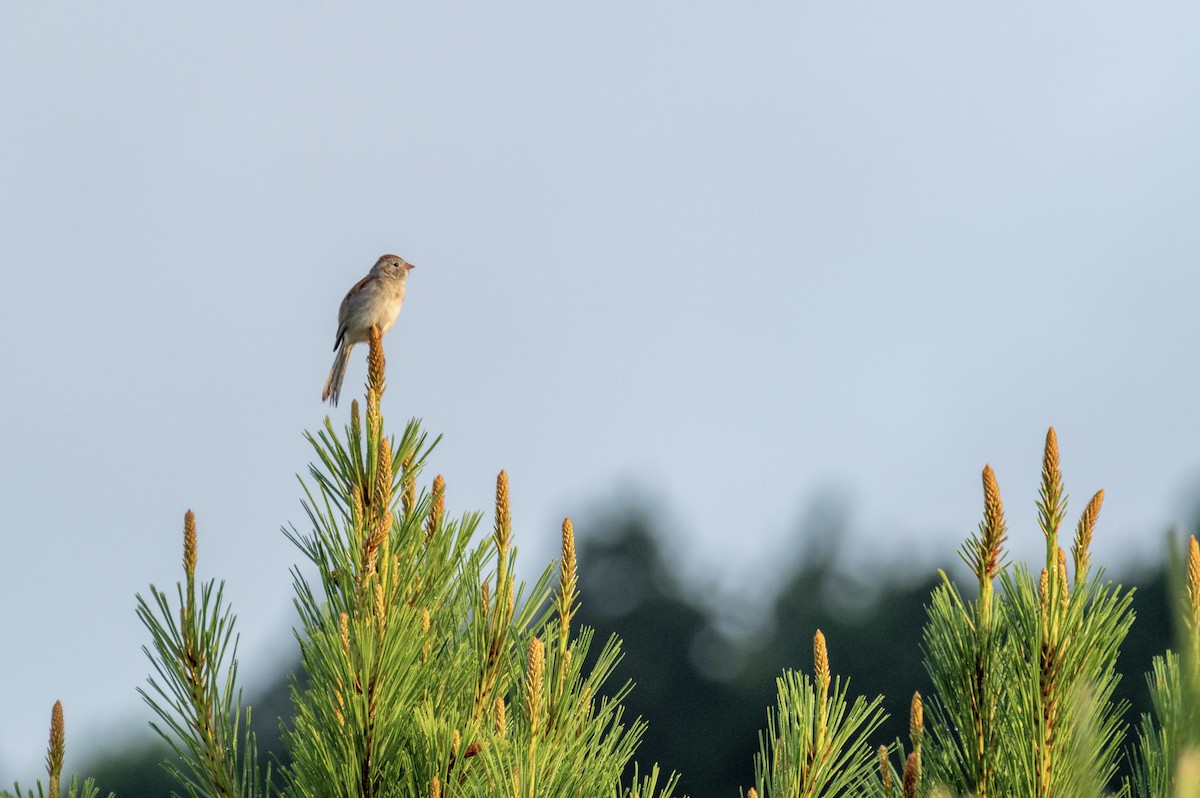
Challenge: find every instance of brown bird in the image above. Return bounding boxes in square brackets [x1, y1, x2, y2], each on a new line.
[322, 254, 414, 406]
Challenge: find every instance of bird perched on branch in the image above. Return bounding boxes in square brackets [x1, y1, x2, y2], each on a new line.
[322, 254, 414, 406]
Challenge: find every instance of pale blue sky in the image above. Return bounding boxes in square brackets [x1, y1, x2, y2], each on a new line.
[3, 2, 1200, 779]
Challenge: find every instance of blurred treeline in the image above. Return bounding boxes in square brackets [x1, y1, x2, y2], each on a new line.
[87, 500, 1174, 797]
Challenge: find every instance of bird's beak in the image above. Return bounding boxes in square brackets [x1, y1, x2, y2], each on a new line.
[405, 262, 415, 271]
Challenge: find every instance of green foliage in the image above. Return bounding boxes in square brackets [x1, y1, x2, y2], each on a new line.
[137, 540, 265, 798]
[1003, 564, 1133, 797]
[745, 640, 887, 797]
[906, 432, 1138, 797]
[920, 571, 1014, 795]
[1128, 651, 1181, 798]
[1124, 535, 1200, 798]
[3, 775, 108, 798]
[890, 429, 1193, 798]
[136, 332, 680, 798]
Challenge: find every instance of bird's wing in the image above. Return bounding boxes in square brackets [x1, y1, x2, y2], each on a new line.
[333, 274, 375, 350]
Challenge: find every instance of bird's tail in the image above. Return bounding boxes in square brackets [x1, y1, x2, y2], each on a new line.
[322, 343, 354, 406]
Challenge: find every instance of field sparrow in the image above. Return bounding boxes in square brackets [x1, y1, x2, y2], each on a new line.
[321, 254, 414, 406]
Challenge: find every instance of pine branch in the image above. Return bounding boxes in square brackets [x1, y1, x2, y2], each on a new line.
[748, 630, 887, 797]
[136, 510, 261, 798]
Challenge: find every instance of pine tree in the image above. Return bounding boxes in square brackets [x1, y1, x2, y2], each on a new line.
[136, 327, 680, 798]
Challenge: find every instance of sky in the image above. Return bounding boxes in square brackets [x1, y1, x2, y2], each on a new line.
[3, 1, 1200, 780]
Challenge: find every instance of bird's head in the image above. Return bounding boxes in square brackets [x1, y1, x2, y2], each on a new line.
[373, 254, 415, 277]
